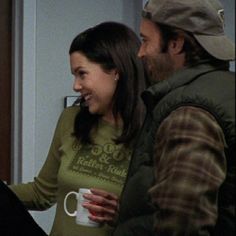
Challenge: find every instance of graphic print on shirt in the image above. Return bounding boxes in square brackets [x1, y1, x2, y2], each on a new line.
[68, 143, 131, 186]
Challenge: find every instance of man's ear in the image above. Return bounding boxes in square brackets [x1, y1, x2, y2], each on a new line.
[168, 34, 185, 55]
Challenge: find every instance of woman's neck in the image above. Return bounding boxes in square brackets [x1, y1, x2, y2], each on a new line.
[102, 113, 123, 127]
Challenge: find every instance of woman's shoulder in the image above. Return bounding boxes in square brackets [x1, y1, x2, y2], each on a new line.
[61, 106, 80, 119]
[56, 106, 80, 131]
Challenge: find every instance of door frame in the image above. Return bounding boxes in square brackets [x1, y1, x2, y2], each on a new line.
[11, 0, 37, 183]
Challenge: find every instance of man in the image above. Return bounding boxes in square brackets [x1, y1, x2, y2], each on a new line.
[113, 0, 235, 235]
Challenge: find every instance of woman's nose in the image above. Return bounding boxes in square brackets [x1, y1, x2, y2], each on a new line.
[73, 78, 82, 92]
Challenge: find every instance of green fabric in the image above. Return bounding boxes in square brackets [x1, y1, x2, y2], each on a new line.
[10, 106, 132, 236]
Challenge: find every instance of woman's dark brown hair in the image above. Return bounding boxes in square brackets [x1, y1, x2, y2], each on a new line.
[69, 22, 147, 146]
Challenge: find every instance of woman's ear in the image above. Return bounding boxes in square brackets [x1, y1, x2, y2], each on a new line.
[168, 34, 185, 55]
[113, 70, 119, 81]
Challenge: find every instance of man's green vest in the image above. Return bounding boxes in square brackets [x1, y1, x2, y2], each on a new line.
[116, 62, 235, 235]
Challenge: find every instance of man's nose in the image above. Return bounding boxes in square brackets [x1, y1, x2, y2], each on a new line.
[137, 45, 145, 58]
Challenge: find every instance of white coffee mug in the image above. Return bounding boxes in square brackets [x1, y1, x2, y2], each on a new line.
[63, 188, 100, 227]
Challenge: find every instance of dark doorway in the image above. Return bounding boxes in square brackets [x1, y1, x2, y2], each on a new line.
[0, 0, 12, 184]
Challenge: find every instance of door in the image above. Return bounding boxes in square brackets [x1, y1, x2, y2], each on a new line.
[0, 0, 12, 184]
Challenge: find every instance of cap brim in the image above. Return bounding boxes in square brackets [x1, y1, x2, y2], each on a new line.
[194, 34, 235, 61]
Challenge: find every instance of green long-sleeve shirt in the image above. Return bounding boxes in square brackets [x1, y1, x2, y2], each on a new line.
[10, 106, 131, 236]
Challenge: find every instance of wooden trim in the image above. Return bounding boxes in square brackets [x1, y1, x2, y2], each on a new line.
[0, 0, 12, 184]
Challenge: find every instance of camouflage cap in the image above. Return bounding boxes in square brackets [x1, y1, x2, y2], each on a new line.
[142, 0, 235, 61]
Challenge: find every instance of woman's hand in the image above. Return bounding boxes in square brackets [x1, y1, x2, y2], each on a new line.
[82, 188, 119, 226]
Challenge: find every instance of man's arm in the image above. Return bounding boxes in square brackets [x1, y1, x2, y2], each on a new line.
[150, 106, 226, 235]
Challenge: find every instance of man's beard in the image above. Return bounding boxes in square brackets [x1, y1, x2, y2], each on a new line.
[143, 52, 175, 84]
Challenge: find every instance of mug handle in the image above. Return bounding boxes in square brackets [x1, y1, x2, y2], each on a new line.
[64, 191, 78, 216]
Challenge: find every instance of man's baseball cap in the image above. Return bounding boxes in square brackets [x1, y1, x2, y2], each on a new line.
[142, 0, 235, 61]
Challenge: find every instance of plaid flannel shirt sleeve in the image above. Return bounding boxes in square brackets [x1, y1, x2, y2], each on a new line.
[149, 106, 226, 235]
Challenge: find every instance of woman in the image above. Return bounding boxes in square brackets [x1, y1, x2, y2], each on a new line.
[10, 21, 147, 236]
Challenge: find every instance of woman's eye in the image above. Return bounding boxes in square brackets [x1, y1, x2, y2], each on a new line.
[78, 71, 86, 78]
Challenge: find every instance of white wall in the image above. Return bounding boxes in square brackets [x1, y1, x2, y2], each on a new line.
[223, 0, 235, 71]
[12, 0, 142, 233]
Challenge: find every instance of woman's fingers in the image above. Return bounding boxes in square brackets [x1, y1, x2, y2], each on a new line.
[90, 188, 119, 203]
[83, 189, 118, 209]
[82, 188, 119, 224]
[88, 213, 114, 224]
[83, 201, 116, 215]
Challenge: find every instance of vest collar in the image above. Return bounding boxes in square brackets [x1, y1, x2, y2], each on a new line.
[142, 61, 229, 111]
